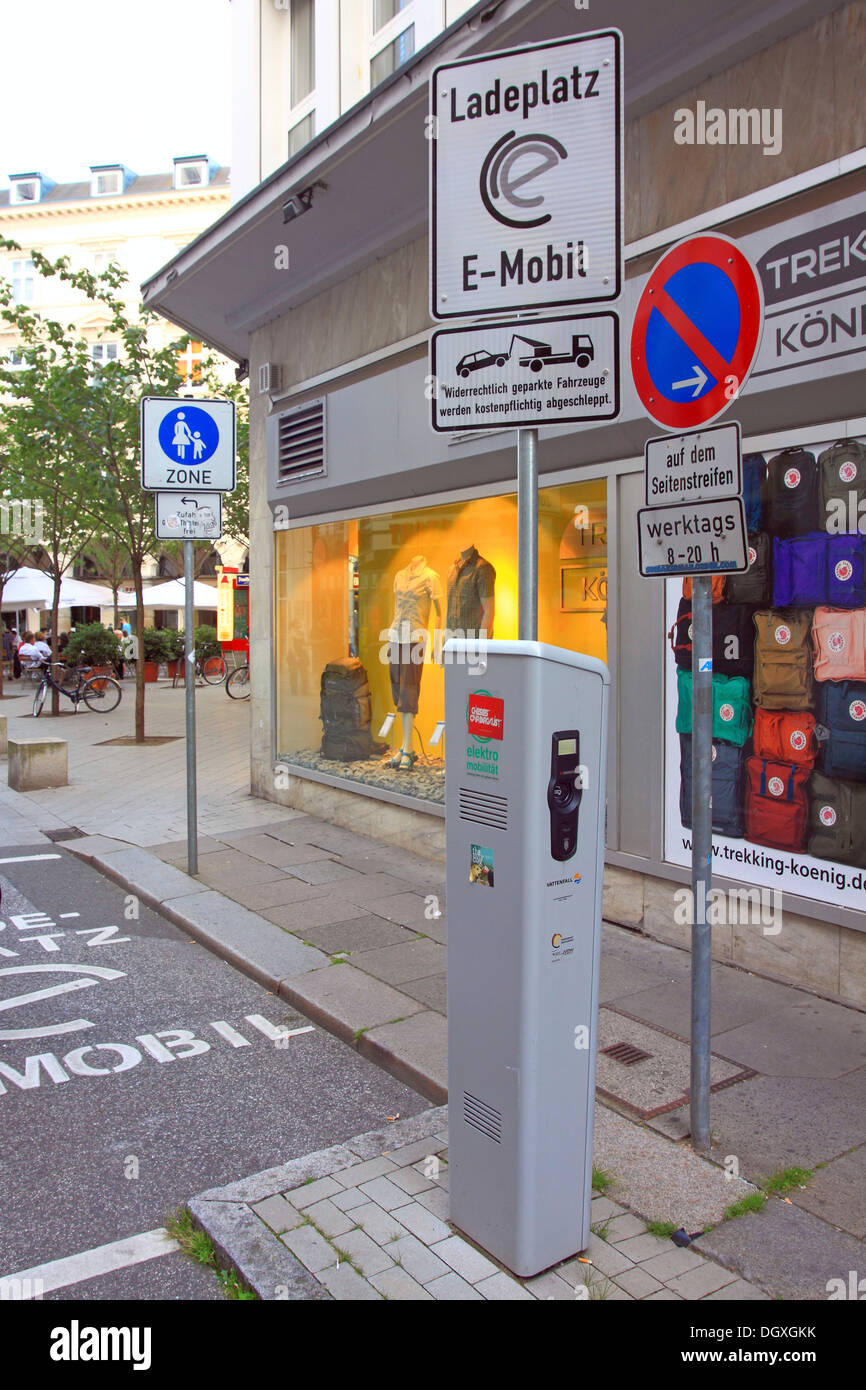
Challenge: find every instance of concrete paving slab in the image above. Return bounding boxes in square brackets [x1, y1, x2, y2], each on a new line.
[64, 834, 135, 861]
[592, 1104, 758, 1228]
[363, 890, 441, 930]
[788, 1144, 866, 1237]
[302, 915, 420, 955]
[351, 939, 447, 986]
[260, 897, 371, 932]
[328, 873, 418, 906]
[711, 995, 866, 1077]
[188, 1197, 328, 1302]
[219, 834, 338, 868]
[707, 1068, 866, 1176]
[400, 973, 447, 1014]
[160, 888, 327, 987]
[596, 1009, 747, 1117]
[613, 965, 795, 1037]
[362, 1011, 448, 1104]
[218, 876, 331, 911]
[694, 1199, 866, 1301]
[277, 962, 425, 1041]
[89, 847, 207, 906]
[286, 859, 367, 886]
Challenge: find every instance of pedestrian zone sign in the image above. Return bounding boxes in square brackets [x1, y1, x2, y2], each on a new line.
[141, 396, 236, 492]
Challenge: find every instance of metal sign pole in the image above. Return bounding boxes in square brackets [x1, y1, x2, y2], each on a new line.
[517, 428, 538, 641]
[184, 537, 198, 876]
[690, 574, 713, 1150]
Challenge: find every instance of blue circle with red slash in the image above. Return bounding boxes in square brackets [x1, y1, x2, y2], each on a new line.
[631, 234, 763, 431]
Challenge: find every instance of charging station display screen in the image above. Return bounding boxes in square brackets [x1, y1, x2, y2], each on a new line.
[558, 738, 577, 756]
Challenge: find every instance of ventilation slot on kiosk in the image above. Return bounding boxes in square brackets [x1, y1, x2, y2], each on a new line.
[463, 1091, 502, 1144]
[458, 787, 508, 830]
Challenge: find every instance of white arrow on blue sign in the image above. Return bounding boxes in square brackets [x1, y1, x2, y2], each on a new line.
[141, 396, 236, 493]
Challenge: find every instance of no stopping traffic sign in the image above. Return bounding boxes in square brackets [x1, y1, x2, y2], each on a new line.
[631, 233, 763, 431]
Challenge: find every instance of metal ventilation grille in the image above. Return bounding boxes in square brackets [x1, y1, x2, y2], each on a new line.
[463, 1091, 502, 1144]
[276, 399, 325, 483]
[458, 787, 507, 830]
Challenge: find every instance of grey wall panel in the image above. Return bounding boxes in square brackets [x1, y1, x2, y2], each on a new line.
[615, 469, 663, 860]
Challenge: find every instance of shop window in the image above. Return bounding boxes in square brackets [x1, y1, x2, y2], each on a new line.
[291, 0, 315, 106]
[373, 0, 409, 33]
[288, 112, 316, 158]
[275, 479, 607, 805]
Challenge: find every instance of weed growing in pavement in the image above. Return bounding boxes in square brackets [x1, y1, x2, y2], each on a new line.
[592, 1165, 614, 1195]
[590, 1219, 611, 1241]
[759, 1165, 813, 1195]
[723, 1192, 767, 1220]
[165, 1208, 259, 1300]
[645, 1220, 678, 1239]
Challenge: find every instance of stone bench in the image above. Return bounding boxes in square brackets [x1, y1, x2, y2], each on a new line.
[8, 738, 68, 791]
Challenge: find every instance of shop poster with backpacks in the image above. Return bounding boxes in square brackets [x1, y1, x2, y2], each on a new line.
[663, 434, 866, 910]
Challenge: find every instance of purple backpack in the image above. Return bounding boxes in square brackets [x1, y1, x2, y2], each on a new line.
[773, 533, 866, 608]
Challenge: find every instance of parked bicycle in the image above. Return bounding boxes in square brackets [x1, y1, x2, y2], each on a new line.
[32, 661, 122, 717]
[171, 654, 227, 688]
[226, 663, 250, 699]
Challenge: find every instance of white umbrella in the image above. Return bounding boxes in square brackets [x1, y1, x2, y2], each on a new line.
[116, 578, 218, 610]
[57, 578, 116, 608]
[0, 566, 53, 609]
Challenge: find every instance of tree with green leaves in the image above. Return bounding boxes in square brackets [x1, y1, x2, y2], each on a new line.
[0, 239, 248, 739]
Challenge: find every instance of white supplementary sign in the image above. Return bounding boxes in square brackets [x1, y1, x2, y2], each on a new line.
[155, 491, 223, 541]
[637, 497, 748, 577]
[430, 29, 623, 319]
[141, 396, 236, 492]
[644, 422, 742, 508]
[430, 312, 619, 431]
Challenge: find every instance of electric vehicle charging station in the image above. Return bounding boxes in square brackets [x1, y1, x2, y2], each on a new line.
[444, 639, 609, 1278]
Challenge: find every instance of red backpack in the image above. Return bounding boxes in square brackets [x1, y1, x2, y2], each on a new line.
[752, 709, 818, 769]
[745, 757, 810, 852]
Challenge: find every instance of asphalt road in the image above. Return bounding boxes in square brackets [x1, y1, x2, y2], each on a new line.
[0, 844, 430, 1299]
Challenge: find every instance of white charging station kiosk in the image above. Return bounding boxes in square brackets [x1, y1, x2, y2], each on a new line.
[444, 639, 609, 1278]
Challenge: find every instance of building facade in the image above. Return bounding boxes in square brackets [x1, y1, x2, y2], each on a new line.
[145, 0, 866, 1006]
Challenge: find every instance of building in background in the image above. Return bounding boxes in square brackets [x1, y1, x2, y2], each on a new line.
[231, 0, 477, 199]
[0, 157, 247, 620]
[147, 0, 866, 1006]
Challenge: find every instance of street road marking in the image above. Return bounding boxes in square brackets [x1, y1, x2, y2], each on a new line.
[245, 1013, 315, 1041]
[0, 855, 62, 864]
[210, 1020, 251, 1048]
[0, 1228, 178, 1298]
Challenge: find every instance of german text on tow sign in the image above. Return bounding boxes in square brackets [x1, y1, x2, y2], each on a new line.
[644, 422, 742, 507]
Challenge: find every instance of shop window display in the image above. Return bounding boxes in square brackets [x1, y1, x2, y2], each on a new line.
[275, 480, 607, 804]
[664, 435, 866, 910]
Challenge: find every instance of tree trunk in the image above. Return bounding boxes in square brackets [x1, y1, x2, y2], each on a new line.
[134, 567, 145, 743]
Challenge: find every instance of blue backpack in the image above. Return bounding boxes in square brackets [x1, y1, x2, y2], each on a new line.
[742, 454, 767, 533]
[679, 734, 746, 837]
[818, 681, 866, 781]
[773, 533, 866, 608]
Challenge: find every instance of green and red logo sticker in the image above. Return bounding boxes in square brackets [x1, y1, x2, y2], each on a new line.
[466, 690, 504, 778]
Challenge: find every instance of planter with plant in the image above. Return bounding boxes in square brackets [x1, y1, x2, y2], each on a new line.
[64, 623, 121, 677]
[194, 626, 221, 663]
[142, 627, 172, 682]
[163, 629, 186, 678]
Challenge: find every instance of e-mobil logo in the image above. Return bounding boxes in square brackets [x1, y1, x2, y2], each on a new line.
[467, 691, 504, 741]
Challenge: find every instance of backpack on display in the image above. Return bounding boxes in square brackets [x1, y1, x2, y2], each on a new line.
[745, 756, 810, 852]
[772, 533, 866, 608]
[682, 574, 726, 602]
[818, 439, 866, 531]
[812, 608, 866, 682]
[766, 448, 819, 537]
[742, 453, 768, 533]
[752, 708, 818, 769]
[808, 771, 866, 866]
[726, 532, 771, 605]
[817, 680, 866, 780]
[753, 609, 814, 709]
[679, 733, 746, 837]
[319, 657, 374, 760]
[675, 669, 753, 746]
[668, 600, 755, 677]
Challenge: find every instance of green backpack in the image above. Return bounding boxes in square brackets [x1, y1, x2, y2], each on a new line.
[676, 669, 753, 747]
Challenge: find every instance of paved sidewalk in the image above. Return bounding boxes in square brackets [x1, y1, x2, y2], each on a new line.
[1, 678, 864, 1298]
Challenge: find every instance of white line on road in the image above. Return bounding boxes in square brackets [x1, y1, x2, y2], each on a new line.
[0, 1228, 179, 1298]
[0, 855, 62, 864]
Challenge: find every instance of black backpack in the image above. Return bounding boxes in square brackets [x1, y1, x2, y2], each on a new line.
[320, 657, 374, 761]
[818, 439, 866, 532]
[669, 599, 756, 678]
[725, 532, 771, 605]
[766, 448, 819, 538]
[679, 734, 746, 838]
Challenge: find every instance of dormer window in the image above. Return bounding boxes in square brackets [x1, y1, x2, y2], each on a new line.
[173, 156, 211, 190]
[89, 164, 133, 198]
[8, 172, 53, 205]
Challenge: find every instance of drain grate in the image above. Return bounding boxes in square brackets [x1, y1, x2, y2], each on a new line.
[601, 1041, 652, 1066]
[42, 827, 86, 842]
